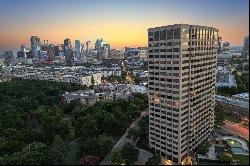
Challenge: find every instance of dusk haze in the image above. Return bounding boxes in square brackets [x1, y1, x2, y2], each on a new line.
[0, 0, 249, 165]
[0, 0, 249, 49]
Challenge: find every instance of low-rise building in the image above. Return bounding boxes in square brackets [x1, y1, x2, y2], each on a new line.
[231, 93, 249, 103]
[60, 74, 81, 84]
[62, 88, 132, 105]
[215, 95, 249, 118]
[124, 48, 141, 68]
[217, 53, 232, 66]
[216, 66, 237, 88]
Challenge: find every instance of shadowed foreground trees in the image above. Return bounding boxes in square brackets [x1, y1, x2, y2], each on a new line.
[0, 79, 148, 164]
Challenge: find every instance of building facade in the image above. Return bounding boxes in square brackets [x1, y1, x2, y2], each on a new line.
[75, 40, 81, 61]
[217, 53, 232, 66]
[124, 47, 141, 68]
[30, 36, 41, 60]
[222, 42, 230, 53]
[217, 36, 222, 54]
[64, 38, 72, 50]
[243, 36, 249, 59]
[148, 24, 218, 164]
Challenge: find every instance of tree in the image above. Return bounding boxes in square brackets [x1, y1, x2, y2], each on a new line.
[134, 77, 141, 85]
[80, 138, 98, 156]
[120, 143, 139, 165]
[214, 110, 225, 127]
[145, 154, 161, 165]
[75, 115, 98, 138]
[91, 75, 95, 86]
[138, 116, 149, 132]
[17, 142, 47, 165]
[47, 135, 66, 165]
[218, 152, 233, 163]
[197, 141, 211, 155]
[127, 128, 140, 141]
[121, 70, 127, 80]
[96, 135, 115, 157]
[111, 150, 122, 165]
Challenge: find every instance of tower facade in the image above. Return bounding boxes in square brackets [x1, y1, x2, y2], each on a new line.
[243, 36, 249, 58]
[30, 36, 41, 60]
[148, 24, 218, 164]
[75, 40, 81, 61]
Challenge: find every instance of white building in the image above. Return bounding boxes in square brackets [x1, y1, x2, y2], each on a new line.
[102, 68, 121, 78]
[217, 53, 232, 66]
[60, 74, 81, 84]
[80, 72, 102, 87]
[63, 89, 132, 105]
[131, 85, 147, 94]
[148, 24, 217, 164]
[216, 66, 237, 88]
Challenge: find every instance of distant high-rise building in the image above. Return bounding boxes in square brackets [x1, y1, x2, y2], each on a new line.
[21, 45, 27, 53]
[64, 38, 72, 50]
[222, 42, 230, 52]
[64, 38, 73, 64]
[75, 40, 81, 60]
[47, 44, 55, 61]
[17, 45, 27, 58]
[3, 50, 14, 64]
[95, 38, 105, 50]
[242, 36, 249, 58]
[30, 36, 41, 60]
[124, 48, 140, 68]
[217, 36, 222, 54]
[95, 38, 111, 63]
[54, 44, 64, 56]
[64, 46, 74, 64]
[148, 24, 218, 164]
[103, 43, 111, 59]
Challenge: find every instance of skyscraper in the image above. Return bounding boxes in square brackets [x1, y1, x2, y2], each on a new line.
[64, 38, 73, 64]
[64, 46, 73, 64]
[64, 38, 72, 50]
[222, 42, 230, 53]
[217, 36, 222, 54]
[148, 24, 218, 164]
[103, 43, 111, 59]
[242, 36, 249, 58]
[75, 40, 81, 61]
[30, 36, 41, 60]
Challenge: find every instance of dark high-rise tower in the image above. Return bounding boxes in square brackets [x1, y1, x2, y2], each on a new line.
[243, 36, 249, 58]
[30, 36, 41, 59]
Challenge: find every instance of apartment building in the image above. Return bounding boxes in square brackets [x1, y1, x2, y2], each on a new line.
[148, 24, 218, 164]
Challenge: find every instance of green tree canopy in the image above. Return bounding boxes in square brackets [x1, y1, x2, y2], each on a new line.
[197, 141, 211, 155]
[120, 143, 139, 165]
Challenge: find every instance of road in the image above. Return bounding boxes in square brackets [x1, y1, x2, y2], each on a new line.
[100, 109, 148, 165]
[222, 120, 249, 140]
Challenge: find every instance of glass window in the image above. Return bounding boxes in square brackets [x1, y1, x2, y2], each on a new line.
[167, 29, 173, 39]
[174, 28, 180, 39]
[182, 28, 189, 39]
[167, 42, 172, 46]
[154, 31, 159, 41]
[160, 30, 166, 40]
[148, 32, 153, 37]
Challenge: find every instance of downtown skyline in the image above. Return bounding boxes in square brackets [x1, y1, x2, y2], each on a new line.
[0, 0, 249, 49]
